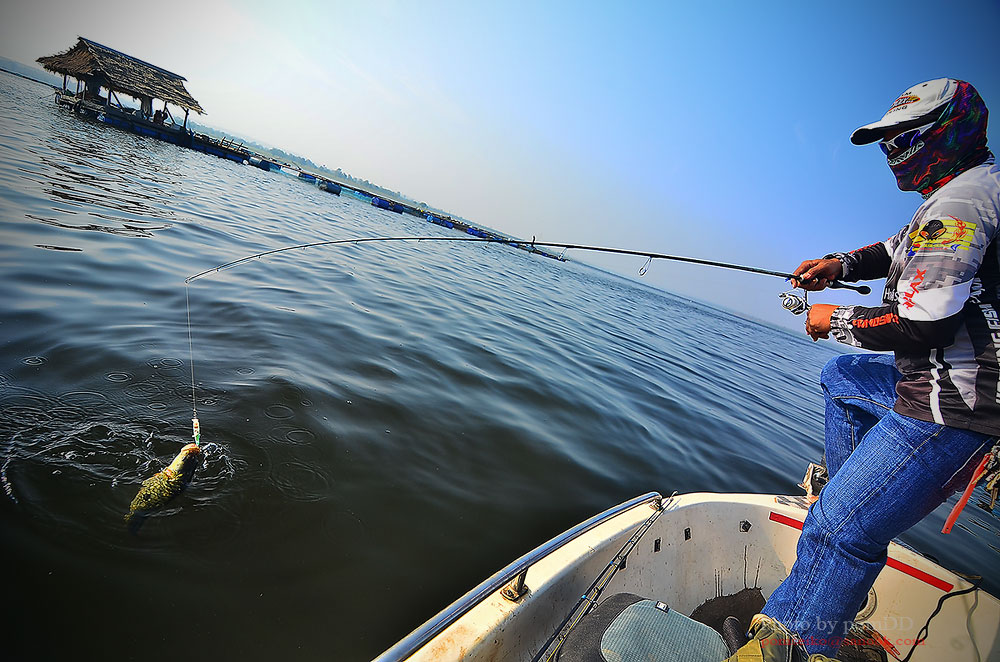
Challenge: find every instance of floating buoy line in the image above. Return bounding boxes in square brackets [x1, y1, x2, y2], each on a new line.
[181, 234, 872, 442]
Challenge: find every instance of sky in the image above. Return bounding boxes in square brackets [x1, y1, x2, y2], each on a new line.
[3, 0, 999, 330]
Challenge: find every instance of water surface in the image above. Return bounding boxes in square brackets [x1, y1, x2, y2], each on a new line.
[1, 71, 997, 661]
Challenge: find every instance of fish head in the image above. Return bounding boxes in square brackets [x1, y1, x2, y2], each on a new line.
[167, 443, 204, 477]
[180, 442, 202, 456]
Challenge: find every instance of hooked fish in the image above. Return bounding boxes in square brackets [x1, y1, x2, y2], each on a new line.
[125, 443, 203, 533]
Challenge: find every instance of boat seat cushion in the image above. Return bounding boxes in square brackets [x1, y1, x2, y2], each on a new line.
[557, 593, 730, 662]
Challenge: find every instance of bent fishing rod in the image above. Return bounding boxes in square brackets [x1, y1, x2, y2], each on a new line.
[180, 235, 871, 444]
[184, 235, 872, 295]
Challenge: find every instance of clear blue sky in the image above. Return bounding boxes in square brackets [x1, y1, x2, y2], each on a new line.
[3, 0, 999, 329]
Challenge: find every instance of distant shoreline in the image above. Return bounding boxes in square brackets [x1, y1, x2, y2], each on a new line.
[0, 66, 58, 89]
[2, 66, 447, 216]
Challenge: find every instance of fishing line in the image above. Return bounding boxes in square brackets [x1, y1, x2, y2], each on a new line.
[185, 284, 200, 446]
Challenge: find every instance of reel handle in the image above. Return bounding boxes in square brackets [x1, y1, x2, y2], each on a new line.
[829, 281, 871, 295]
[792, 275, 871, 295]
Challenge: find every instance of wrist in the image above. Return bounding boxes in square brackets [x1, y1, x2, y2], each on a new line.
[822, 252, 849, 280]
[828, 305, 861, 347]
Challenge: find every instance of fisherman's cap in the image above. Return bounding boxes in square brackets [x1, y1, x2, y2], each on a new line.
[851, 78, 959, 145]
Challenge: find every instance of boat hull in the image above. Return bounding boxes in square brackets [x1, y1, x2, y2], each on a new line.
[376, 492, 1000, 661]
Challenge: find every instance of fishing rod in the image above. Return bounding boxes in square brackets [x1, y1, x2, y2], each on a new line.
[181, 234, 871, 446]
[184, 235, 872, 295]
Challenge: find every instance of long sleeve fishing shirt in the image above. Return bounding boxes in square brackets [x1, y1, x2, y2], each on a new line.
[829, 159, 1000, 436]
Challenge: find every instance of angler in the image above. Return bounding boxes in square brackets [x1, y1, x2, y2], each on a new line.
[757, 77, 1000, 660]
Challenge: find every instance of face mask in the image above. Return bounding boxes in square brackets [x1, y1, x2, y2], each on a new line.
[886, 81, 991, 195]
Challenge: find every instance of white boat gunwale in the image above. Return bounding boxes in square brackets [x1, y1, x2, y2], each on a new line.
[375, 491, 664, 662]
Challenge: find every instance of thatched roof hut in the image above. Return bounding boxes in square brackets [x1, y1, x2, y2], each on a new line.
[38, 37, 204, 114]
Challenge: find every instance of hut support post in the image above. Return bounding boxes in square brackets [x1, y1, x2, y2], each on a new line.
[183, 109, 189, 129]
[62, 74, 67, 91]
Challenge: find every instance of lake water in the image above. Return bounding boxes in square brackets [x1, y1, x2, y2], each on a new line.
[1, 70, 998, 661]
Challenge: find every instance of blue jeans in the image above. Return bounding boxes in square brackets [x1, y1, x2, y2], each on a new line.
[761, 353, 992, 656]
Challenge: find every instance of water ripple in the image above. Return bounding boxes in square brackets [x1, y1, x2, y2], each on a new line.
[2, 69, 998, 661]
[264, 404, 294, 419]
[269, 460, 334, 501]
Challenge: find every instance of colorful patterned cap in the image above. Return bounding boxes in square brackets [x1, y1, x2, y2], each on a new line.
[851, 78, 959, 145]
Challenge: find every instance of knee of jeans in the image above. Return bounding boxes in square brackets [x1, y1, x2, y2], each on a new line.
[809, 495, 885, 553]
[820, 355, 849, 389]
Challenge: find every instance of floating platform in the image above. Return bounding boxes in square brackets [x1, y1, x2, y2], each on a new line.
[47, 82, 564, 262]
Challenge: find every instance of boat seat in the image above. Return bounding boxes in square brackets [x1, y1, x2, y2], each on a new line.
[556, 593, 732, 662]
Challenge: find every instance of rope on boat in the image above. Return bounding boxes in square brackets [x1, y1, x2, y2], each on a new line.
[898, 573, 983, 662]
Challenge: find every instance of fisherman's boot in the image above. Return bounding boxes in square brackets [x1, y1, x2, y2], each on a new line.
[834, 622, 890, 662]
[722, 615, 841, 662]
